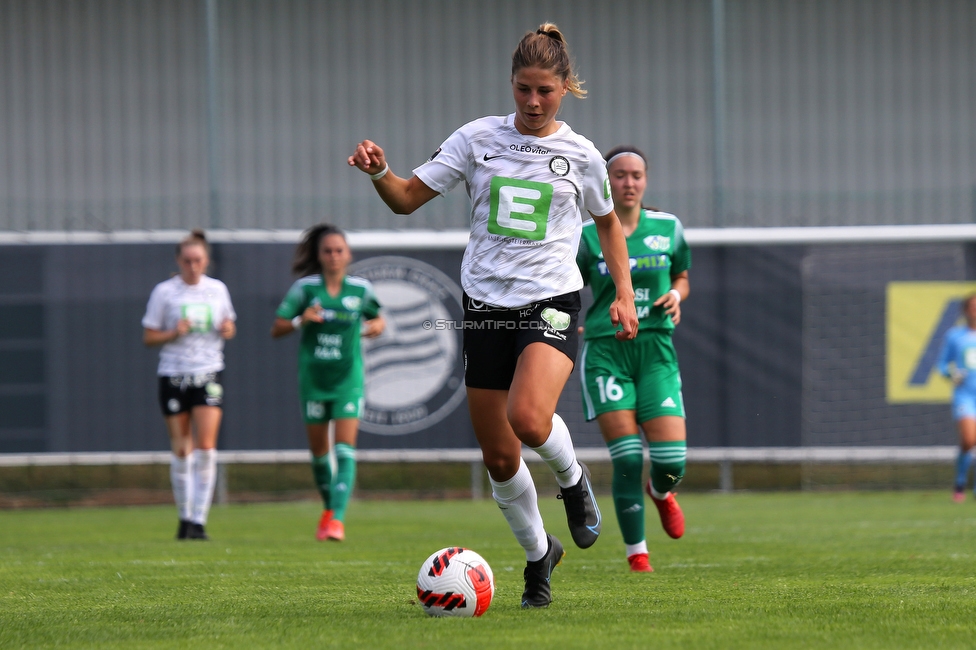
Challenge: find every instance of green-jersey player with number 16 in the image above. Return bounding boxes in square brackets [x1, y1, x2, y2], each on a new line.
[577, 146, 691, 573]
[271, 224, 384, 542]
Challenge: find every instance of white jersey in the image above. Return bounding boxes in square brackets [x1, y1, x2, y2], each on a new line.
[414, 114, 613, 307]
[142, 275, 236, 376]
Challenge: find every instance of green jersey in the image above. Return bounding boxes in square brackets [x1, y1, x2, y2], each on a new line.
[577, 209, 691, 339]
[276, 274, 381, 398]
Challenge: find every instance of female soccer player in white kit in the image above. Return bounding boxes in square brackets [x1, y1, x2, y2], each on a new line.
[143, 230, 236, 540]
[349, 23, 638, 608]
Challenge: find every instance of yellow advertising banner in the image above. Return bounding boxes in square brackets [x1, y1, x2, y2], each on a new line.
[886, 282, 976, 403]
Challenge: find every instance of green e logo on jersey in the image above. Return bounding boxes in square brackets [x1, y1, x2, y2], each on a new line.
[487, 177, 553, 241]
[182, 304, 213, 332]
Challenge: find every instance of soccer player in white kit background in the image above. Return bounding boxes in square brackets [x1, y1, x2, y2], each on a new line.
[143, 230, 236, 541]
[349, 23, 638, 608]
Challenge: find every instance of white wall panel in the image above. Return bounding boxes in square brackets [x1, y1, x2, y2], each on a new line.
[1, 0, 973, 231]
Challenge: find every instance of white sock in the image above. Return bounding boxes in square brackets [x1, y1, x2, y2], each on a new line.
[490, 457, 548, 562]
[531, 413, 582, 488]
[170, 454, 193, 521]
[625, 541, 648, 558]
[649, 485, 669, 500]
[191, 448, 217, 525]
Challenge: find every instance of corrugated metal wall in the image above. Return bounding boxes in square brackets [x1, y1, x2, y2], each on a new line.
[2, 0, 974, 231]
[1, 0, 210, 231]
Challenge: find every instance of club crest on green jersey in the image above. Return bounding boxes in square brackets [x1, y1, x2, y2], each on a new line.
[644, 235, 671, 251]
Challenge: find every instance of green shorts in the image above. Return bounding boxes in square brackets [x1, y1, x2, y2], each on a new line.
[579, 332, 685, 422]
[299, 366, 364, 423]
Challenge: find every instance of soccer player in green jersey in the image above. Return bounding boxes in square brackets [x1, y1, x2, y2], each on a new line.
[577, 146, 690, 572]
[271, 224, 384, 542]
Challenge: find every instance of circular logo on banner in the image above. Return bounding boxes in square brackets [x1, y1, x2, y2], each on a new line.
[349, 256, 466, 435]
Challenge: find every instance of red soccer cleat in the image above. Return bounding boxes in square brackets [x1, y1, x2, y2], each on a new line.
[647, 480, 685, 539]
[627, 552, 653, 573]
[953, 490, 966, 503]
[325, 519, 345, 541]
[316, 510, 334, 541]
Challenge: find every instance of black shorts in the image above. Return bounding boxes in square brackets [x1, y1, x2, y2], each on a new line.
[158, 371, 224, 416]
[462, 291, 580, 390]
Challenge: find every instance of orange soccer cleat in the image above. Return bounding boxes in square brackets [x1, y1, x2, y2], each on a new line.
[316, 510, 334, 541]
[627, 552, 653, 573]
[325, 518, 345, 541]
[647, 480, 685, 539]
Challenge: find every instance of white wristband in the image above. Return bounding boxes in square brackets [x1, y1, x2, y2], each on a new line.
[291, 315, 303, 329]
[669, 289, 682, 304]
[369, 164, 389, 181]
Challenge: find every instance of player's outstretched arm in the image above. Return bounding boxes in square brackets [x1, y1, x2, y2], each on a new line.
[591, 210, 638, 340]
[348, 140, 439, 215]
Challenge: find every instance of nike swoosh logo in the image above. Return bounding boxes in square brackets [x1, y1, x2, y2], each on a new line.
[483, 153, 502, 161]
[543, 331, 566, 340]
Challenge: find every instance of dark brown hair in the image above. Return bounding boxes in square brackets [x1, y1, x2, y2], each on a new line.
[604, 145, 648, 170]
[176, 229, 210, 257]
[512, 22, 585, 98]
[292, 223, 346, 276]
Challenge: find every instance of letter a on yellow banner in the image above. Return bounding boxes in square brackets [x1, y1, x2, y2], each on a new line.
[886, 282, 976, 403]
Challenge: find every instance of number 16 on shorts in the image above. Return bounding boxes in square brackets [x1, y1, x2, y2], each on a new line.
[582, 372, 636, 421]
[581, 337, 686, 422]
[596, 376, 624, 403]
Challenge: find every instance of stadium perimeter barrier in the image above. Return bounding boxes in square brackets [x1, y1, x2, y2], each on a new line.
[1, 224, 975, 500]
[0, 446, 957, 501]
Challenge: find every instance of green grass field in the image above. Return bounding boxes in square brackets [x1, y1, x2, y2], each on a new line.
[2, 492, 975, 649]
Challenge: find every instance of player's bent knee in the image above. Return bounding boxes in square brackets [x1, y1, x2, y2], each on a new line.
[506, 409, 551, 445]
[483, 456, 522, 482]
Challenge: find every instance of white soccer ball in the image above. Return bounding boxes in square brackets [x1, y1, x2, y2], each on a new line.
[416, 547, 494, 618]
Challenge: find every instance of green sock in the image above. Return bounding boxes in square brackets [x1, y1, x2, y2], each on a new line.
[311, 454, 332, 510]
[607, 435, 646, 545]
[332, 443, 357, 522]
[649, 440, 686, 495]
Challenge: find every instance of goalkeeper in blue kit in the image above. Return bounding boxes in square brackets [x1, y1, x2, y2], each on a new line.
[937, 294, 976, 502]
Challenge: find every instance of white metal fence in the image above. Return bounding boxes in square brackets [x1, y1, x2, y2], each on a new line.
[0, 446, 957, 499]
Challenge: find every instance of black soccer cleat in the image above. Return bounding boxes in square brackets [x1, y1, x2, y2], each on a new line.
[521, 534, 565, 609]
[557, 461, 602, 548]
[176, 519, 190, 540]
[186, 522, 210, 541]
